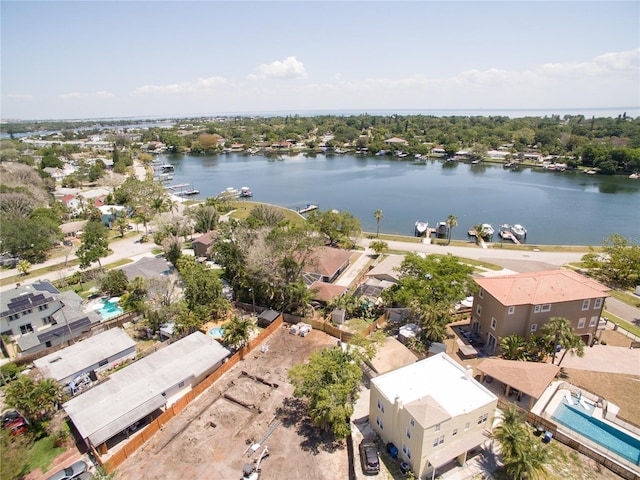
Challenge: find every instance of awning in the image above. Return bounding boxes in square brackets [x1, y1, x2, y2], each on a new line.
[427, 430, 491, 469]
[88, 394, 166, 447]
[476, 358, 560, 399]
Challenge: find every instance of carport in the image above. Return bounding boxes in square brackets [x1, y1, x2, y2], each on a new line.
[475, 358, 560, 409]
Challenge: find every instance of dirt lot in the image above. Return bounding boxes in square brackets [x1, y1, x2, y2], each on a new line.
[112, 327, 347, 480]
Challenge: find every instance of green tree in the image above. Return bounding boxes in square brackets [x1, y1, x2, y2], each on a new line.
[582, 234, 640, 289]
[189, 204, 219, 233]
[556, 332, 585, 366]
[248, 204, 286, 227]
[288, 346, 361, 439]
[369, 240, 388, 256]
[16, 259, 31, 276]
[542, 317, 581, 365]
[445, 214, 458, 245]
[500, 334, 528, 361]
[4, 376, 61, 424]
[76, 219, 109, 269]
[100, 269, 129, 296]
[222, 315, 253, 350]
[373, 209, 383, 237]
[175, 256, 225, 319]
[306, 209, 361, 248]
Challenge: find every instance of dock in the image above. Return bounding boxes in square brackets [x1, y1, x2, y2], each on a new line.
[499, 230, 521, 244]
[166, 183, 190, 191]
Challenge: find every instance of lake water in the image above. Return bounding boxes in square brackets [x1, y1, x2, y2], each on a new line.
[159, 152, 640, 246]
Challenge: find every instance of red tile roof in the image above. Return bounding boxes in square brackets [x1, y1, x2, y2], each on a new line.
[304, 247, 352, 277]
[309, 281, 348, 303]
[474, 269, 609, 306]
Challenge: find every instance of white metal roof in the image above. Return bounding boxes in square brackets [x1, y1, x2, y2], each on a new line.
[63, 332, 230, 446]
[371, 353, 496, 419]
[34, 328, 136, 382]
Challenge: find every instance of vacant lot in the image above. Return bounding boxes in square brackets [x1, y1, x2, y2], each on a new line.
[113, 327, 347, 480]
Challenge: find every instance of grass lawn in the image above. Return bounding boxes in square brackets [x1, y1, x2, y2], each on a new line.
[26, 436, 66, 475]
[227, 200, 306, 224]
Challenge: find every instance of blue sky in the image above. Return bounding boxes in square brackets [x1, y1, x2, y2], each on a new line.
[1, 1, 639, 120]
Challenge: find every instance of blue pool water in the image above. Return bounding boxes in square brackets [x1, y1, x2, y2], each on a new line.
[97, 300, 124, 320]
[209, 327, 224, 338]
[552, 398, 640, 465]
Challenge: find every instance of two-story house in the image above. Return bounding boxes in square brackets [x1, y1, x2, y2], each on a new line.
[472, 269, 609, 354]
[0, 281, 101, 356]
[369, 353, 497, 479]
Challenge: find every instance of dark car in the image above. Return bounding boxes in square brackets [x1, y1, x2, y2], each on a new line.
[46, 460, 88, 480]
[359, 441, 380, 475]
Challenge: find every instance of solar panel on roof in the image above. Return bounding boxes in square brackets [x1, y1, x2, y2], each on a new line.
[32, 282, 59, 294]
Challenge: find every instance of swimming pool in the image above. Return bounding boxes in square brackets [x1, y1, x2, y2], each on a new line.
[97, 299, 124, 320]
[552, 397, 640, 465]
[208, 326, 224, 339]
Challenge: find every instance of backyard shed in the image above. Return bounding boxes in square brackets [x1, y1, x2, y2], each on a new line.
[257, 310, 280, 328]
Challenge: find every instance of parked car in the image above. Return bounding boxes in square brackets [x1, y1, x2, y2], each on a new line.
[2, 409, 22, 426]
[359, 440, 380, 475]
[4, 417, 28, 436]
[46, 460, 88, 480]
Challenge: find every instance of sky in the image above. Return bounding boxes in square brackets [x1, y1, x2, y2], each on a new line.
[1, 1, 639, 121]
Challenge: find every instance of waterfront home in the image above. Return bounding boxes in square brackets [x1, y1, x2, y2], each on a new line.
[384, 137, 409, 146]
[301, 247, 352, 284]
[471, 269, 609, 354]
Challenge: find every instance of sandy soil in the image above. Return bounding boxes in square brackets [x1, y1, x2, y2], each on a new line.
[112, 327, 347, 480]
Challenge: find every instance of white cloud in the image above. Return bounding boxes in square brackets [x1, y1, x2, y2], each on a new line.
[59, 91, 115, 100]
[247, 56, 308, 81]
[6, 94, 34, 101]
[133, 76, 231, 95]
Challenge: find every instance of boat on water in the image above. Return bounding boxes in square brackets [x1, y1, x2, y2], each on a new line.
[219, 187, 241, 198]
[240, 186, 253, 197]
[481, 223, 495, 239]
[511, 224, 527, 240]
[630, 172, 640, 179]
[499, 224, 512, 238]
[160, 164, 174, 172]
[435, 221, 449, 238]
[175, 188, 200, 197]
[297, 203, 318, 214]
[415, 220, 428, 237]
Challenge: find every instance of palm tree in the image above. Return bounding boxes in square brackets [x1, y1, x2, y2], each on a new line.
[445, 214, 458, 245]
[222, 316, 253, 350]
[500, 334, 528, 360]
[472, 224, 485, 245]
[542, 316, 576, 364]
[557, 333, 585, 366]
[369, 240, 388, 256]
[373, 209, 383, 237]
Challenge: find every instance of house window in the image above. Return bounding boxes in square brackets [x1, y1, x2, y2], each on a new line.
[490, 318, 497, 330]
[534, 305, 541, 313]
[530, 323, 537, 333]
[478, 413, 488, 424]
[541, 304, 551, 312]
[376, 416, 384, 430]
[178, 381, 185, 388]
[464, 422, 470, 431]
[20, 324, 33, 334]
[38, 304, 48, 311]
[476, 304, 482, 316]
[45, 341, 52, 348]
[577, 318, 586, 329]
[435, 423, 440, 432]
[479, 288, 484, 299]
[23, 309, 32, 314]
[406, 428, 411, 439]
[410, 418, 415, 427]
[508, 306, 515, 315]
[594, 298, 602, 309]
[433, 437, 439, 447]
[8, 314, 19, 321]
[438, 435, 445, 445]
[402, 444, 412, 459]
[42, 316, 55, 325]
[452, 428, 458, 436]
[377, 399, 385, 413]
[589, 316, 598, 327]
[582, 299, 590, 311]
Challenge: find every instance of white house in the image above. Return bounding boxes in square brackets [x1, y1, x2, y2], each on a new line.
[63, 332, 231, 453]
[34, 328, 136, 386]
[369, 353, 497, 479]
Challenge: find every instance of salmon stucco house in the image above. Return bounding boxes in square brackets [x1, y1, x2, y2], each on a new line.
[369, 353, 497, 479]
[471, 269, 609, 354]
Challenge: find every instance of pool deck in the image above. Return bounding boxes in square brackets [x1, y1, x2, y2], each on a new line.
[534, 381, 640, 471]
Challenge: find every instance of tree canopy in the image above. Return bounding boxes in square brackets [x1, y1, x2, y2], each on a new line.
[582, 234, 640, 289]
[288, 346, 362, 439]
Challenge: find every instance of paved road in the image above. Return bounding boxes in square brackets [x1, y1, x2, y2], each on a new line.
[0, 234, 157, 293]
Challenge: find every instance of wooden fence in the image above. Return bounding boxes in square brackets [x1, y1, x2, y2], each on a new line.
[496, 398, 639, 480]
[100, 315, 283, 473]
